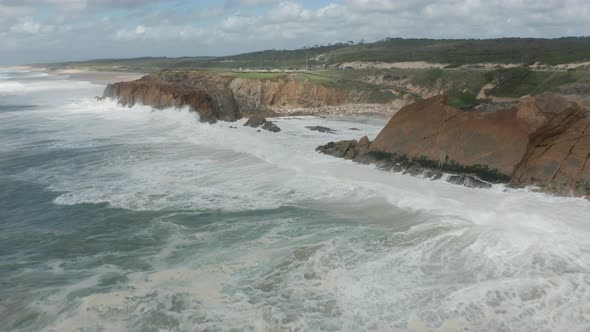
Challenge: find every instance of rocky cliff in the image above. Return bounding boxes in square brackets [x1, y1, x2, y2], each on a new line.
[318, 93, 590, 198]
[103, 71, 238, 123]
[103, 70, 383, 122]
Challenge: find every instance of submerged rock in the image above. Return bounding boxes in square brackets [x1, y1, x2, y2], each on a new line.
[243, 114, 281, 132]
[305, 126, 336, 134]
[262, 121, 281, 133]
[244, 114, 267, 127]
[316, 135, 372, 161]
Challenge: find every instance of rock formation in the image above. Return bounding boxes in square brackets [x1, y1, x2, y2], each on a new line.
[243, 115, 281, 132]
[103, 70, 386, 122]
[318, 93, 590, 197]
[306, 126, 336, 134]
[261, 121, 281, 133]
[244, 114, 267, 128]
[102, 79, 238, 123]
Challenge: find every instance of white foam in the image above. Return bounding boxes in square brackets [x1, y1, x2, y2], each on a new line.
[4, 70, 590, 331]
[0, 79, 96, 95]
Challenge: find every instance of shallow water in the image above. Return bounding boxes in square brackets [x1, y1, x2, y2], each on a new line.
[1, 68, 590, 331]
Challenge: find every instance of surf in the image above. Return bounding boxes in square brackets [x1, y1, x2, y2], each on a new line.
[1, 69, 590, 331]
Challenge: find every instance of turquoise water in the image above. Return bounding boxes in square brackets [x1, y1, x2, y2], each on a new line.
[1, 69, 590, 331]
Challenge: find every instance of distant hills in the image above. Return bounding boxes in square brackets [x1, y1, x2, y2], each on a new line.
[39, 37, 590, 72]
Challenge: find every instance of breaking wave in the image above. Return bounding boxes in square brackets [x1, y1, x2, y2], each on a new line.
[1, 69, 590, 331]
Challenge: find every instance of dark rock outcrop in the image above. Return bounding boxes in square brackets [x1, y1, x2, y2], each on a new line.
[316, 135, 371, 161]
[244, 114, 267, 127]
[243, 114, 281, 132]
[316, 136, 493, 189]
[306, 126, 336, 134]
[317, 94, 590, 196]
[262, 121, 281, 133]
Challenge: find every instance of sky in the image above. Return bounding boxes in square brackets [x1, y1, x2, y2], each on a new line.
[0, 0, 589, 65]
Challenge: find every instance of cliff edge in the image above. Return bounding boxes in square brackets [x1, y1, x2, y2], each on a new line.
[318, 93, 590, 198]
[103, 70, 389, 122]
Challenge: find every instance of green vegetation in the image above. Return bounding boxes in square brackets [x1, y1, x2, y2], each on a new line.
[37, 37, 590, 102]
[425, 68, 444, 84]
[448, 90, 478, 108]
[442, 161, 511, 183]
[487, 67, 590, 97]
[39, 37, 590, 73]
[367, 90, 398, 103]
[227, 72, 285, 80]
[367, 151, 511, 183]
[324, 37, 590, 65]
[39, 56, 215, 72]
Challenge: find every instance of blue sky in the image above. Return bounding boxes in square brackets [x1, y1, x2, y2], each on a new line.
[1, 0, 589, 65]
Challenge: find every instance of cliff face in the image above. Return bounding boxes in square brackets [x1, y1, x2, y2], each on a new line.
[228, 77, 371, 113]
[102, 81, 239, 123]
[369, 95, 534, 176]
[367, 94, 590, 197]
[103, 71, 378, 122]
[103, 72, 239, 123]
[510, 94, 590, 196]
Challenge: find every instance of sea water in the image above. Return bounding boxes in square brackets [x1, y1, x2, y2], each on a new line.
[1, 68, 590, 331]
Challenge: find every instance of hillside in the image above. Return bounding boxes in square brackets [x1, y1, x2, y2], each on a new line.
[35, 37, 590, 109]
[36, 37, 590, 72]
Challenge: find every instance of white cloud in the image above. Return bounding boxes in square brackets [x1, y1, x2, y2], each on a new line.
[1, 0, 590, 65]
[266, 1, 311, 23]
[9, 18, 54, 34]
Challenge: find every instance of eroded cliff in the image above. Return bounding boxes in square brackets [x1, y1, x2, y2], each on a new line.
[103, 70, 388, 122]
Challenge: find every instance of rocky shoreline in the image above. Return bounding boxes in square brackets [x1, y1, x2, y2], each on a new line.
[102, 70, 393, 123]
[317, 94, 590, 199]
[316, 138, 502, 190]
[102, 70, 590, 200]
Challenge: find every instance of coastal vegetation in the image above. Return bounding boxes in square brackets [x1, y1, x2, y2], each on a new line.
[39, 37, 590, 72]
[42, 37, 590, 109]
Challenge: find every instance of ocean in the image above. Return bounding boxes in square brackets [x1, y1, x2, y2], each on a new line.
[1, 68, 590, 331]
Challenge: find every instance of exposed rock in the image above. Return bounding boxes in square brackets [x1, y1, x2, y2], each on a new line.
[306, 126, 336, 134]
[358, 135, 370, 150]
[472, 101, 520, 112]
[316, 140, 357, 159]
[369, 95, 525, 178]
[228, 76, 378, 114]
[317, 93, 590, 197]
[262, 121, 281, 133]
[555, 83, 590, 96]
[244, 114, 267, 127]
[316, 135, 372, 161]
[446, 175, 492, 189]
[242, 114, 281, 132]
[349, 128, 360, 131]
[103, 70, 393, 123]
[103, 76, 239, 123]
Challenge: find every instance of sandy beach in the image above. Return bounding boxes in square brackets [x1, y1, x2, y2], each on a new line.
[13, 66, 145, 85]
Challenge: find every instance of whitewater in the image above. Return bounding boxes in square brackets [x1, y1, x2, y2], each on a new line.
[1, 68, 590, 331]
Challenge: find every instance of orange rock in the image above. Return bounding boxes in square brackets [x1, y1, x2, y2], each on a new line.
[369, 93, 590, 197]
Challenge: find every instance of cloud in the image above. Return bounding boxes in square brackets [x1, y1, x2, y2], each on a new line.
[225, 0, 280, 7]
[9, 18, 55, 34]
[1, 0, 589, 65]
